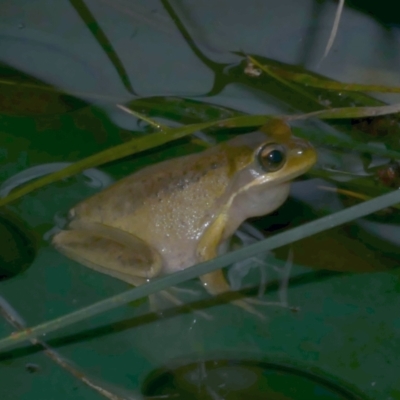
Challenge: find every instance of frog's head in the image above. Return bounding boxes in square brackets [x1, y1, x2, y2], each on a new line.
[256, 118, 317, 185]
[220, 118, 317, 225]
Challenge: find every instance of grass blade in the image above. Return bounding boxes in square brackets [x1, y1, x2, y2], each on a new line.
[0, 189, 399, 352]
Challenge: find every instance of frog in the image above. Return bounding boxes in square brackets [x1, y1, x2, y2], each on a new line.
[52, 119, 317, 317]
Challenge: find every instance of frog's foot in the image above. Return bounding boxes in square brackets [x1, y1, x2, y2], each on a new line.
[200, 269, 299, 319]
[149, 290, 213, 321]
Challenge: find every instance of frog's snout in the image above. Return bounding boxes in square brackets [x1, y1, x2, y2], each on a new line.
[291, 138, 317, 163]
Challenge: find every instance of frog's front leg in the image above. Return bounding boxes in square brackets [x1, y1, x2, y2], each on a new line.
[52, 220, 162, 286]
[197, 214, 266, 319]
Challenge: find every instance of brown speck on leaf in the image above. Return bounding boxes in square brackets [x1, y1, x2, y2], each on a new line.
[377, 163, 400, 188]
[244, 61, 262, 77]
[352, 116, 398, 137]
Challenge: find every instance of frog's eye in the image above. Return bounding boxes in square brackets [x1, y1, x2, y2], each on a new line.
[257, 143, 286, 172]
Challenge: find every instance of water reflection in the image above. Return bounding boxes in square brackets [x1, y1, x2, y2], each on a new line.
[143, 359, 367, 400]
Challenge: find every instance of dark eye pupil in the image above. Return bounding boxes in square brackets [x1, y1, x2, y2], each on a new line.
[267, 149, 284, 165]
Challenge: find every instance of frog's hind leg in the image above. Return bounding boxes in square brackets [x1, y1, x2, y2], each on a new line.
[53, 222, 213, 319]
[52, 220, 163, 285]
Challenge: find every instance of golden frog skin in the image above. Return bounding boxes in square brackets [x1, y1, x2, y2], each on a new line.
[52, 119, 317, 317]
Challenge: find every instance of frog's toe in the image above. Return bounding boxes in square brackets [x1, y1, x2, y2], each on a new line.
[231, 299, 267, 320]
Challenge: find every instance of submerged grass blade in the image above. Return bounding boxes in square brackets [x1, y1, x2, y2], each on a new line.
[1, 189, 399, 352]
[2, 105, 400, 207]
[240, 54, 391, 112]
[284, 103, 400, 120]
[248, 56, 323, 107]
[0, 115, 267, 207]
[115, 104, 167, 130]
[269, 67, 400, 94]
[0, 77, 130, 103]
[69, 0, 136, 95]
